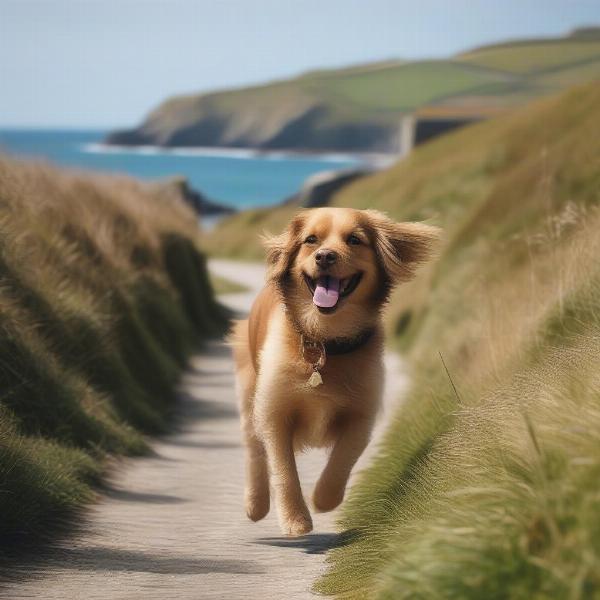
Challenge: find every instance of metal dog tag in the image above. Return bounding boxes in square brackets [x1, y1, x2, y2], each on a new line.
[308, 370, 323, 387]
[301, 335, 326, 387]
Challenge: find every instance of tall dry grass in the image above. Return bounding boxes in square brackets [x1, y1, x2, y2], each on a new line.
[0, 155, 226, 554]
[316, 83, 600, 598]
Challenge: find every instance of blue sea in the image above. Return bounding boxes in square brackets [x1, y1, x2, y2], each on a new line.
[0, 129, 362, 209]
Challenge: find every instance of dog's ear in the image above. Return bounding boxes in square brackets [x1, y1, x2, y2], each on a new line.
[365, 209, 441, 282]
[261, 212, 306, 283]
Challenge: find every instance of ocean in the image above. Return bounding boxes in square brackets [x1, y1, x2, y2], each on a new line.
[0, 129, 362, 209]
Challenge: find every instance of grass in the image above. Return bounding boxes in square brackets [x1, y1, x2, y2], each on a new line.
[201, 206, 297, 259]
[533, 56, 600, 87]
[458, 39, 600, 74]
[316, 61, 508, 112]
[312, 82, 600, 598]
[0, 155, 227, 554]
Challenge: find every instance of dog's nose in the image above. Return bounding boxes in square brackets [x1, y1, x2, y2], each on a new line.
[315, 248, 338, 269]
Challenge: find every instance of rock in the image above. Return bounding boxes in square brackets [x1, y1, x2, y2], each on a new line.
[284, 167, 374, 208]
[105, 129, 152, 146]
[157, 177, 236, 217]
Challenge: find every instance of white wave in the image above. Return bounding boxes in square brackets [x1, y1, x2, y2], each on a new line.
[168, 147, 259, 159]
[81, 142, 366, 164]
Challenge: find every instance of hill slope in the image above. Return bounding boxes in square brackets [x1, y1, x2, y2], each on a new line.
[0, 157, 226, 553]
[312, 83, 600, 598]
[108, 29, 600, 153]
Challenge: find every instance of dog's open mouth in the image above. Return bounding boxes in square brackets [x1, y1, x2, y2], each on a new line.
[303, 272, 362, 314]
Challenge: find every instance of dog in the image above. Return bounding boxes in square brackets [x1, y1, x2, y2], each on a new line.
[230, 207, 440, 536]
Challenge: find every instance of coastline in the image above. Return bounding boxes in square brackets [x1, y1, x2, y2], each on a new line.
[85, 142, 398, 222]
[0, 129, 396, 216]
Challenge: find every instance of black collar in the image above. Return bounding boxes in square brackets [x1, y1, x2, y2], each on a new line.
[322, 328, 376, 356]
[299, 327, 376, 374]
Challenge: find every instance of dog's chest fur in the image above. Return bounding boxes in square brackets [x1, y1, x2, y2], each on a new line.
[253, 306, 383, 448]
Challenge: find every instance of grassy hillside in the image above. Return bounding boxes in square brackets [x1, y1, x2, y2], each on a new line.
[458, 37, 600, 73]
[312, 83, 600, 598]
[302, 60, 504, 112]
[202, 206, 297, 259]
[0, 156, 226, 554]
[108, 29, 600, 153]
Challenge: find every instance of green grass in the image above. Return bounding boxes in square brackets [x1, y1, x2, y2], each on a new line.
[0, 156, 227, 554]
[533, 56, 600, 87]
[312, 82, 600, 598]
[201, 206, 297, 260]
[458, 39, 600, 74]
[316, 61, 509, 112]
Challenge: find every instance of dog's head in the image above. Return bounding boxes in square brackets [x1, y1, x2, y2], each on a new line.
[264, 207, 440, 339]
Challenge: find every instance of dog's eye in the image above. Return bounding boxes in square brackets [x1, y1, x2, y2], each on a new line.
[304, 235, 318, 245]
[347, 234, 362, 246]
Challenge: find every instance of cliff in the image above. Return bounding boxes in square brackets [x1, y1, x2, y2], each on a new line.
[107, 30, 600, 153]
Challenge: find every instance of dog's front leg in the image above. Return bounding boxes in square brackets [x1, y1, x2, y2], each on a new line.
[313, 415, 373, 513]
[262, 419, 313, 536]
[243, 425, 270, 522]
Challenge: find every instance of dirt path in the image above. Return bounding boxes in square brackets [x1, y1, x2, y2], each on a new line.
[5, 259, 407, 600]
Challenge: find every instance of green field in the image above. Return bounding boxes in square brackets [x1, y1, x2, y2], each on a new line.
[458, 39, 600, 73]
[0, 157, 226, 554]
[533, 55, 600, 87]
[315, 61, 509, 112]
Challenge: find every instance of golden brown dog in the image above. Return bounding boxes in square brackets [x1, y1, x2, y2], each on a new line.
[230, 207, 439, 536]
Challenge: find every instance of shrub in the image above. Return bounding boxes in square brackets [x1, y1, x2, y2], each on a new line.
[0, 156, 227, 550]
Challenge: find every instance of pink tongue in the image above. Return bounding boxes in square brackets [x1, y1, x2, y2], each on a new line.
[313, 276, 340, 308]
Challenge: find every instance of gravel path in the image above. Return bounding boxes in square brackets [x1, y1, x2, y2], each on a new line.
[4, 259, 407, 600]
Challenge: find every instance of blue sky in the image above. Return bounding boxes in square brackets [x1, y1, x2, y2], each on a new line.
[1, 0, 599, 128]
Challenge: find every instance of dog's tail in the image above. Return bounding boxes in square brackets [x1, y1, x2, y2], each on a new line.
[228, 319, 256, 409]
[227, 319, 247, 348]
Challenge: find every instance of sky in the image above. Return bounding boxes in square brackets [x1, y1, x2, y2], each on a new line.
[1, 0, 599, 128]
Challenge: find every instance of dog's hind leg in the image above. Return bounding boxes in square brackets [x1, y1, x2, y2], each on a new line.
[313, 415, 373, 513]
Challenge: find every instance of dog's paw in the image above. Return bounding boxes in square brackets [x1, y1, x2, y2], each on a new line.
[313, 481, 345, 513]
[245, 491, 270, 522]
[283, 512, 313, 537]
